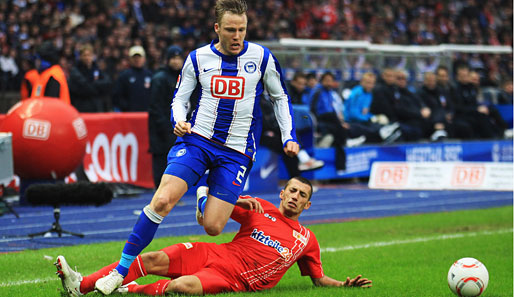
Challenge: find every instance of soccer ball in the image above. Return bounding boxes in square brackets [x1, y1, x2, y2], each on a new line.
[447, 257, 489, 297]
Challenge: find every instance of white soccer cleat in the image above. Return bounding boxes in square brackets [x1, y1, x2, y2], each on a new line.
[55, 255, 83, 296]
[196, 186, 208, 226]
[115, 281, 138, 294]
[94, 269, 124, 295]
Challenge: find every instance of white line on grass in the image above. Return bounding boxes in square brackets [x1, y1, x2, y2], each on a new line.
[1, 228, 511, 288]
[0, 277, 57, 287]
[320, 228, 513, 253]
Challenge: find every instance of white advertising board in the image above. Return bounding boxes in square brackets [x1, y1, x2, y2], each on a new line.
[369, 162, 513, 191]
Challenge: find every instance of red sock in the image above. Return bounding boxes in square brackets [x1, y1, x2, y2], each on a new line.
[128, 279, 171, 296]
[79, 255, 147, 294]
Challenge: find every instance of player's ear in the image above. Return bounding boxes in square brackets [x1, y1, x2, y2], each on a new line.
[279, 189, 284, 200]
[214, 23, 220, 34]
[303, 201, 312, 210]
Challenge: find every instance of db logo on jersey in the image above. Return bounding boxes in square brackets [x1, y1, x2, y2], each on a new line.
[211, 75, 245, 100]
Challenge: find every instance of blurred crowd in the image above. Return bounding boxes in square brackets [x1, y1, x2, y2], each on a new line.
[0, 0, 512, 95]
[0, 0, 511, 179]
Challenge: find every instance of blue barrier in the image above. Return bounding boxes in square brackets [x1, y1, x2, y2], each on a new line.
[279, 140, 513, 180]
[495, 104, 513, 128]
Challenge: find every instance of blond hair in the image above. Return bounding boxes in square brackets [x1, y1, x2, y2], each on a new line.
[214, 0, 248, 24]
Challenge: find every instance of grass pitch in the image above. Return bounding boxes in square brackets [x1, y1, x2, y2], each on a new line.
[0, 206, 512, 297]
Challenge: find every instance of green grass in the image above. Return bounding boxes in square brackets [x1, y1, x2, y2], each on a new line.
[0, 206, 512, 297]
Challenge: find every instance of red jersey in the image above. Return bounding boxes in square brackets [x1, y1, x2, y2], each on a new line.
[211, 197, 324, 292]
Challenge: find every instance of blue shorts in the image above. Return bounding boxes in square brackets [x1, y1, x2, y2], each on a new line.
[164, 134, 253, 205]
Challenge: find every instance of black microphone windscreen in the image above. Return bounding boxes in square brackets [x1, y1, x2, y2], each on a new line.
[26, 182, 113, 206]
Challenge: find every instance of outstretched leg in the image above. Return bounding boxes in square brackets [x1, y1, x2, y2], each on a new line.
[95, 174, 188, 295]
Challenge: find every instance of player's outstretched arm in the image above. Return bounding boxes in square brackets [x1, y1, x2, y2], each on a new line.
[235, 197, 263, 213]
[312, 274, 372, 288]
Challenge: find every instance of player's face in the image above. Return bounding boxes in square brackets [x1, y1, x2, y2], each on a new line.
[214, 12, 247, 56]
[279, 179, 312, 219]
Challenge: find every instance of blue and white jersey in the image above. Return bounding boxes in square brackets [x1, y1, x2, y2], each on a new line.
[171, 40, 297, 160]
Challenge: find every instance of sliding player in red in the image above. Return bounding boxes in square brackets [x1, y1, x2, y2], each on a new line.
[55, 177, 371, 295]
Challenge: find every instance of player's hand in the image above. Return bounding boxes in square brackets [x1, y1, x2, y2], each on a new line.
[236, 197, 264, 213]
[283, 141, 299, 157]
[174, 121, 191, 137]
[342, 275, 372, 288]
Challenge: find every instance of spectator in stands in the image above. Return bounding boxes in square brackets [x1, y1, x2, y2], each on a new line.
[285, 71, 324, 171]
[417, 72, 451, 141]
[20, 57, 38, 100]
[498, 79, 513, 104]
[0, 46, 19, 92]
[451, 64, 505, 139]
[393, 70, 431, 141]
[28, 41, 70, 105]
[435, 66, 454, 99]
[112, 45, 152, 112]
[68, 43, 112, 112]
[344, 72, 401, 143]
[370, 68, 398, 126]
[148, 45, 183, 189]
[309, 72, 347, 174]
[287, 72, 308, 105]
[304, 72, 318, 103]
[260, 98, 323, 178]
[468, 70, 487, 104]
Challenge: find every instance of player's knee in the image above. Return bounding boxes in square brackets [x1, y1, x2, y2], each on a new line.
[203, 223, 223, 236]
[151, 194, 176, 214]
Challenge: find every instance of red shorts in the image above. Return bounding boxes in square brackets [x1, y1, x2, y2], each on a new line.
[160, 242, 238, 294]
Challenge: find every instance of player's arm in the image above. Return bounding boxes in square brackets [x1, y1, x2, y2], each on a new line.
[230, 196, 264, 224]
[262, 52, 299, 157]
[171, 53, 197, 136]
[235, 195, 263, 213]
[298, 232, 371, 288]
[311, 275, 372, 288]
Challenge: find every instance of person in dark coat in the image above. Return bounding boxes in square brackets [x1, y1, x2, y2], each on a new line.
[393, 70, 432, 141]
[112, 45, 153, 112]
[68, 44, 112, 112]
[148, 45, 184, 188]
[417, 72, 451, 141]
[370, 68, 399, 123]
[451, 65, 505, 139]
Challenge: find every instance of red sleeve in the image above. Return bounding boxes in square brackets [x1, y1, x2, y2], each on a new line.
[297, 230, 324, 279]
[229, 195, 256, 224]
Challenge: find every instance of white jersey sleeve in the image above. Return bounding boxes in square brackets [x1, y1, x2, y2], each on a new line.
[263, 54, 296, 145]
[170, 54, 197, 126]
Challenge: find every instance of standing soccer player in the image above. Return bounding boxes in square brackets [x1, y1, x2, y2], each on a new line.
[95, 0, 299, 294]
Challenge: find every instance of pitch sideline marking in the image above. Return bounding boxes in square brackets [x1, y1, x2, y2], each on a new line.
[1, 228, 511, 288]
[320, 228, 513, 253]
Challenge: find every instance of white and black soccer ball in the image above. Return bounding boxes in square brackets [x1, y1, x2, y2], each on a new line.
[447, 257, 489, 297]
